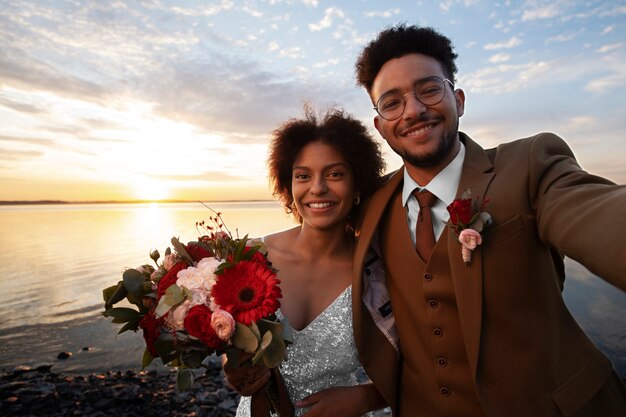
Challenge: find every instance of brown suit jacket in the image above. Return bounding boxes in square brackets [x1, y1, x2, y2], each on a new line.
[353, 132, 626, 416]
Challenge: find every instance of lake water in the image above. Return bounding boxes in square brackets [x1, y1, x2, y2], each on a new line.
[0, 202, 624, 377]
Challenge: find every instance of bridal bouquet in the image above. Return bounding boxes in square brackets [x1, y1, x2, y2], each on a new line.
[102, 210, 292, 401]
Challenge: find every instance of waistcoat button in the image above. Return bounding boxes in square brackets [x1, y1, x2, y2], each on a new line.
[428, 299, 439, 309]
[440, 386, 450, 396]
[438, 357, 448, 367]
[424, 272, 432, 281]
[433, 328, 443, 337]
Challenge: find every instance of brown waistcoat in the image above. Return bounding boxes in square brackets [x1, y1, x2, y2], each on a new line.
[380, 189, 484, 417]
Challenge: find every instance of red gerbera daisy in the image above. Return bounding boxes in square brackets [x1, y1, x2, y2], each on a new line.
[211, 260, 282, 325]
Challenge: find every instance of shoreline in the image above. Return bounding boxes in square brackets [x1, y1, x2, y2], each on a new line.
[1, 363, 240, 417]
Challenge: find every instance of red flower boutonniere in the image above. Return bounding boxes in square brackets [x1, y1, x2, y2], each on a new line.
[446, 189, 492, 266]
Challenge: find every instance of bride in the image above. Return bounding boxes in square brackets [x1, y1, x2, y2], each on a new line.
[225, 107, 387, 417]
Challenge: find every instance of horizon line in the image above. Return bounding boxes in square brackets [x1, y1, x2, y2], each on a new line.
[0, 198, 276, 206]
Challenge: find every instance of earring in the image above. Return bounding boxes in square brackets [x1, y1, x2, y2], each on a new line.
[353, 195, 361, 206]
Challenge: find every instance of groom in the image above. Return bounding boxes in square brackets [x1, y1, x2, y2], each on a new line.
[352, 24, 626, 417]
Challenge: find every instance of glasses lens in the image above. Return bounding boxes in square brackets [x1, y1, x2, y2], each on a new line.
[376, 76, 446, 121]
[417, 77, 445, 105]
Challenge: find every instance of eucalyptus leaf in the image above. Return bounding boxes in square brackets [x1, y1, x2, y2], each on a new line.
[249, 322, 261, 341]
[154, 334, 178, 364]
[123, 269, 147, 296]
[181, 350, 209, 368]
[260, 321, 287, 368]
[102, 307, 140, 324]
[154, 285, 185, 318]
[176, 368, 195, 392]
[117, 317, 140, 334]
[142, 348, 154, 369]
[103, 282, 127, 308]
[232, 323, 259, 353]
[171, 237, 194, 265]
[251, 330, 273, 365]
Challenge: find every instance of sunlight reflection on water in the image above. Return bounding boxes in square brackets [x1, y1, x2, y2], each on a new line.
[0, 202, 624, 376]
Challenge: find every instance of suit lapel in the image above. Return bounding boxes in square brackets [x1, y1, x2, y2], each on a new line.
[449, 133, 495, 380]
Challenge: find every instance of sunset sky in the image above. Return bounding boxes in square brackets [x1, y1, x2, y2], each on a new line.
[1, 0, 625, 202]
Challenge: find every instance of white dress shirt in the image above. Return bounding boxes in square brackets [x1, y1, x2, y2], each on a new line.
[402, 142, 466, 246]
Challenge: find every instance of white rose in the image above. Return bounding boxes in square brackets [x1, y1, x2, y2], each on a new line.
[164, 299, 191, 330]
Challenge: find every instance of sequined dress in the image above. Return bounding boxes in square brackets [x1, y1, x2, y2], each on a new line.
[235, 286, 371, 417]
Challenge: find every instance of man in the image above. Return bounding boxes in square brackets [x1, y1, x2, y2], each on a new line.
[352, 24, 626, 417]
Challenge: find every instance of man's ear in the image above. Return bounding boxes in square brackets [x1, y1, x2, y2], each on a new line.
[373, 115, 384, 138]
[455, 88, 465, 118]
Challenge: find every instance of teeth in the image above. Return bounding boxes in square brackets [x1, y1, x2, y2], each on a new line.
[309, 202, 334, 208]
[406, 125, 433, 136]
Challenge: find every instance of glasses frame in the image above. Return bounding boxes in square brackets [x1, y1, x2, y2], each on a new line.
[373, 76, 455, 121]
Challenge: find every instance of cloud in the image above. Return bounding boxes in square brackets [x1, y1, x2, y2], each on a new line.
[488, 53, 511, 63]
[363, 9, 401, 18]
[597, 43, 622, 53]
[601, 25, 614, 35]
[278, 46, 304, 58]
[0, 135, 54, 146]
[308, 7, 345, 31]
[0, 96, 46, 115]
[0, 147, 44, 161]
[484, 36, 522, 50]
[521, 3, 560, 21]
[546, 30, 584, 43]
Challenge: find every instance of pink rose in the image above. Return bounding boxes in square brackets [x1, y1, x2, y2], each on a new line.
[458, 229, 482, 265]
[211, 309, 236, 341]
[163, 253, 182, 271]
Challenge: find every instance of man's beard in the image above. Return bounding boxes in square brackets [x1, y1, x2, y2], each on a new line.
[394, 129, 458, 168]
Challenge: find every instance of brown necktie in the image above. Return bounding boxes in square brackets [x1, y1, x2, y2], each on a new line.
[413, 189, 438, 262]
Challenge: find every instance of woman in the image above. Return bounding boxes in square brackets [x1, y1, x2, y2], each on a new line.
[227, 107, 387, 417]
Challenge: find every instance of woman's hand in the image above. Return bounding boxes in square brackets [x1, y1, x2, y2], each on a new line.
[296, 383, 386, 416]
[222, 353, 271, 397]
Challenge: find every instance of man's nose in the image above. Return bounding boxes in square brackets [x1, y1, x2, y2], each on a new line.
[402, 92, 428, 120]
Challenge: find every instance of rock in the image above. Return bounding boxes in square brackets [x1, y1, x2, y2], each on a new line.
[57, 351, 72, 360]
[0, 365, 241, 416]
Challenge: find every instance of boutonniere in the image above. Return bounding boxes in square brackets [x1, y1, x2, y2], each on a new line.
[446, 189, 492, 266]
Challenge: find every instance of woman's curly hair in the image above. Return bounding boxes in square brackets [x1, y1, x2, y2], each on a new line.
[268, 105, 386, 225]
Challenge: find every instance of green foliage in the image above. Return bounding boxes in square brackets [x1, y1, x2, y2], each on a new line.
[176, 368, 195, 392]
[154, 333, 178, 364]
[181, 349, 208, 368]
[258, 319, 288, 368]
[142, 348, 154, 369]
[103, 281, 127, 309]
[102, 307, 140, 324]
[123, 268, 147, 296]
[117, 318, 140, 334]
[155, 284, 186, 318]
[171, 237, 194, 265]
[232, 323, 260, 353]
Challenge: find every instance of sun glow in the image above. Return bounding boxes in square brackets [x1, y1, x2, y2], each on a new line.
[132, 178, 171, 201]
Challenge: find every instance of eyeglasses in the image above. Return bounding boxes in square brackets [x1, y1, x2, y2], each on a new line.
[374, 76, 454, 121]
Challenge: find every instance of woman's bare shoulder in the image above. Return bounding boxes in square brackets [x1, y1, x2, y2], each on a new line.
[262, 227, 299, 253]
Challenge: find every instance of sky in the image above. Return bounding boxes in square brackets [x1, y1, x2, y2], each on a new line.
[1, 0, 625, 202]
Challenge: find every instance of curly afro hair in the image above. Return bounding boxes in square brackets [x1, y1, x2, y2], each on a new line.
[268, 105, 386, 225]
[355, 24, 458, 95]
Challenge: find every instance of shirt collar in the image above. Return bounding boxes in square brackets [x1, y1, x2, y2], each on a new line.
[402, 141, 466, 207]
